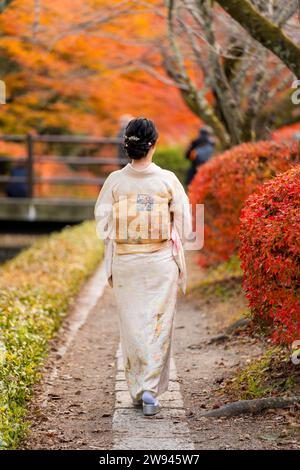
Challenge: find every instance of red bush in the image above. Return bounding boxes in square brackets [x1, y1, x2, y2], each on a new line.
[188, 141, 299, 266]
[272, 122, 300, 143]
[239, 167, 300, 344]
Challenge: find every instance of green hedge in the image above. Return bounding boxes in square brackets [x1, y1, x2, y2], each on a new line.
[0, 221, 103, 449]
[154, 145, 189, 184]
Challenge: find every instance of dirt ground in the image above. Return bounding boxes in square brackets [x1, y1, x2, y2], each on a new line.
[174, 293, 300, 449]
[22, 253, 299, 450]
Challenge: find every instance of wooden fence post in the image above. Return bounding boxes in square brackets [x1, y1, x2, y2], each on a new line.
[26, 133, 34, 198]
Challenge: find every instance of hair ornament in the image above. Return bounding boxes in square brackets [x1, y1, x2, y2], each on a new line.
[125, 135, 140, 141]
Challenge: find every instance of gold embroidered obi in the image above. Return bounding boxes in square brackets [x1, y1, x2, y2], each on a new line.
[113, 193, 172, 255]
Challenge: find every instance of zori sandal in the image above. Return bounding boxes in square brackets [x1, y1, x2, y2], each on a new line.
[143, 400, 161, 416]
[142, 391, 161, 416]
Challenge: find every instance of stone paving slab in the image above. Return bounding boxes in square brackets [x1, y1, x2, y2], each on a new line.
[116, 437, 195, 451]
[115, 371, 126, 381]
[115, 390, 184, 409]
[113, 410, 190, 436]
[112, 343, 194, 450]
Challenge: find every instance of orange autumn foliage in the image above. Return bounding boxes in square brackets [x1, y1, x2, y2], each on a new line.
[34, 161, 100, 198]
[0, 0, 199, 142]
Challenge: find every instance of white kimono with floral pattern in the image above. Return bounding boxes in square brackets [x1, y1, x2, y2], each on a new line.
[94, 161, 192, 400]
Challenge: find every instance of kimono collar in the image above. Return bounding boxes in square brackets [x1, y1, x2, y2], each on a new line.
[124, 162, 157, 176]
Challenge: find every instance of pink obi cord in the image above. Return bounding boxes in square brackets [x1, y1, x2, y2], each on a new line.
[171, 227, 181, 256]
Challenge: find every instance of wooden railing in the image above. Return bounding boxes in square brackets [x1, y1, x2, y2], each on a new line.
[0, 133, 125, 198]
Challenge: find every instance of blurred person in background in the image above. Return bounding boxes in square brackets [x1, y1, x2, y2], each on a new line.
[5, 162, 28, 198]
[185, 127, 215, 186]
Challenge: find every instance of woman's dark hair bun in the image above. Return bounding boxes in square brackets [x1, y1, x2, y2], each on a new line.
[123, 117, 158, 160]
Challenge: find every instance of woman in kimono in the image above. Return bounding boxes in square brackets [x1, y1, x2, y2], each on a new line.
[94, 117, 192, 416]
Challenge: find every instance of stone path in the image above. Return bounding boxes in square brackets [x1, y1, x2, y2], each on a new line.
[112, 344, 194, 450]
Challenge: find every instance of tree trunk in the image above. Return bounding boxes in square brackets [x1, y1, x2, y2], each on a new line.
[215, 0, 300, 78]
[177, 82, 231, 148]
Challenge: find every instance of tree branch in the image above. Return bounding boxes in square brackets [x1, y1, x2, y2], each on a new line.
[165, 0, 230, 146]
[215, 0, 300, 77]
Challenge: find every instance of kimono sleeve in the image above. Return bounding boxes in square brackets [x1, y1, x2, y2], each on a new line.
[169, 175, 193, 247]
[94, 175, 115, 241]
